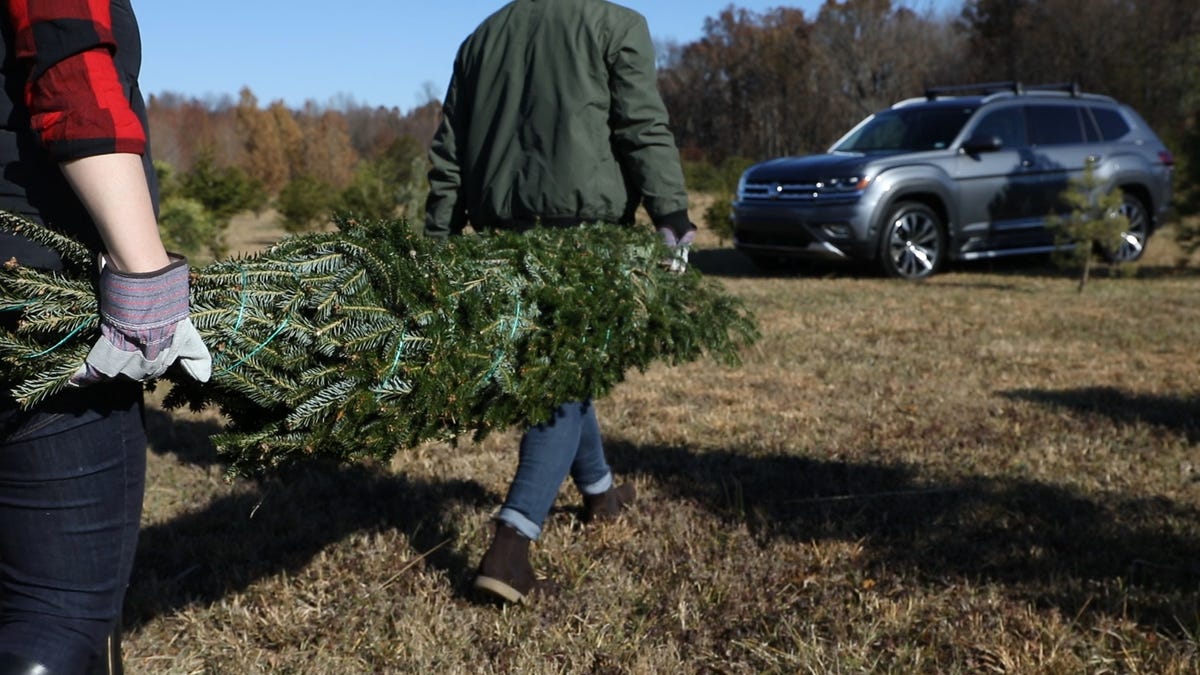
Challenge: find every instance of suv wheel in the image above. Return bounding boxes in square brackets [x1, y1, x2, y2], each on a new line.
[1102, 193, 1150, 263]
[878, 202, 945, 280]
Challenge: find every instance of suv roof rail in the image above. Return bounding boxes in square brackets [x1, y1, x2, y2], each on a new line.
[924, 81, 1083, 100]
[925, 81, 1021, 99]
[1023, 82, 1082, 97]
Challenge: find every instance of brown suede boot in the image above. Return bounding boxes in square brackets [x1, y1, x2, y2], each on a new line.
[473, 523, 536, 603]
[582, 481, 636, 523]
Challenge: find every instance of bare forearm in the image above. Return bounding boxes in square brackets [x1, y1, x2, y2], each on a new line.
[60, 153, 169, 273]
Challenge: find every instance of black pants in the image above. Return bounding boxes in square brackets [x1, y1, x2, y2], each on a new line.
[0, 382, 145, 673]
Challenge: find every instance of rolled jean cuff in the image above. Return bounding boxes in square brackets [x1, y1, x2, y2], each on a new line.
[578, 470, 613, 496]
[496, 508, 541, 541]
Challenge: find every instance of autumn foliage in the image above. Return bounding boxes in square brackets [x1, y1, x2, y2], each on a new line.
[147, 87, 440, 248]
[146, 0, 1200, 245]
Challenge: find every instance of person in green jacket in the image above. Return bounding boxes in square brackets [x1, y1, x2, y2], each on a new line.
[425, 0, 696, 604]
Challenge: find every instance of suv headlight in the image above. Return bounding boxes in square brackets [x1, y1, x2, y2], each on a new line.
[736, 173, 748, 200]
[820, 176, 872, 192]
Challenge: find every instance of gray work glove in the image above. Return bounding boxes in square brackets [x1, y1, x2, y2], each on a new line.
[70, 253, 212, 386]
[657, 222, 697, 273]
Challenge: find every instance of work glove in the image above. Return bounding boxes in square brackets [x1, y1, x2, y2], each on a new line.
[70, 253, 212, 386]
[657, 222, 697, 273]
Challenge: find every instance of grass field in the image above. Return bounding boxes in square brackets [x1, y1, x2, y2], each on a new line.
[123, 209, 1200, 673]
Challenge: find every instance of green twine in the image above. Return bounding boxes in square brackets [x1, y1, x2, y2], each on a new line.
[482, 299, 522, 384]
[24, 321, 89, 359]
[216, 318, 290, 374]
[507, 300, 522, 339]
[385, 333, 408, 379]
[211, 265, 289, 375]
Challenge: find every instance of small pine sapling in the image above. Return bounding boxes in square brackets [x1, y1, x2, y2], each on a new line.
[1046, 158, 1130, 292]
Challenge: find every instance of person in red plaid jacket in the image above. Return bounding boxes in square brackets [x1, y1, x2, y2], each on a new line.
[0, 2, 210, 673]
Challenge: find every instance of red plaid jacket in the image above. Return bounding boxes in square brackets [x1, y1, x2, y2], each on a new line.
[0, 0, 151, 268]
[4, 0, 146, 160]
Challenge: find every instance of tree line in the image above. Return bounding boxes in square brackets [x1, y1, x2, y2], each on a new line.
[659, 0, 1200, 213]
[145, 0, 1200, 260]
[147, 89, 441, 258]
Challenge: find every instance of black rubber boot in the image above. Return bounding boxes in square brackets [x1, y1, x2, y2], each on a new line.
[473, 523, 536, 603]
[0, 653, 51, 675]
[86, 619, 123, 675]
[582, 481, 636, 523]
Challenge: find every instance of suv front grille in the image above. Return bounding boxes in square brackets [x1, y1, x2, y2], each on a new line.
[741, 182, 859, 202]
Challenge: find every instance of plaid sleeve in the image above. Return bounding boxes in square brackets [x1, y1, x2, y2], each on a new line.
[5, 0, 146, 160]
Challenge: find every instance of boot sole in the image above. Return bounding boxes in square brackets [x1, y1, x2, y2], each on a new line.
[473, 575, 527, 603]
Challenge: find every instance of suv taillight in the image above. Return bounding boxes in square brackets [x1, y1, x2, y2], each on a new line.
[1159, 150, 1175, 166]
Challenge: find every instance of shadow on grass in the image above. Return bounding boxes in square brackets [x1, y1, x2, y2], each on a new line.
[133, 404, 1199, 635]
[1127, 264, 1200, 280]
[689, 247, 760, 278]
[692, 245, 1200, 283]
[607, 440, 1200, 635]
[1001, 386, 1200, 442]
[690, 247, 868, 279]
[142, 405, 226, 467]
[944, 254, 1200, 282]
[128, 410, 496, 630]
[690, 247, 1075, 281]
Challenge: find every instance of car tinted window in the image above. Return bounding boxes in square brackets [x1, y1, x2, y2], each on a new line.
[972, 107, 1027, 148]
[834, 106, 976, 153]
[1081, 109, 1101, 142]
[1090, 106, 1131, 140]
[1026, 105, 1086, 145]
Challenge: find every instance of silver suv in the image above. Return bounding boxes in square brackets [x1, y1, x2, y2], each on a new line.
[731, 82, 1175, 279]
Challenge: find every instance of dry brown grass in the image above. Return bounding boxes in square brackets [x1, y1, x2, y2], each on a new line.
[126, 210, 1200, 673]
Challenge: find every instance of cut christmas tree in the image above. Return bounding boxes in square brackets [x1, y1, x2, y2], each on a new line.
[1, 212, 759, 476]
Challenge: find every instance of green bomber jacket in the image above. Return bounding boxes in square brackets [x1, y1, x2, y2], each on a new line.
[424, 0, 690, 237]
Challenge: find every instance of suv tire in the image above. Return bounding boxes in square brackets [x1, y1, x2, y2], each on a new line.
[1102, 192, 1151, 263]
[878, 201, 945, 280]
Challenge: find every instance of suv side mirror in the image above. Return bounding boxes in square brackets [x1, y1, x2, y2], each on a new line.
[962, 134, 1003, 154]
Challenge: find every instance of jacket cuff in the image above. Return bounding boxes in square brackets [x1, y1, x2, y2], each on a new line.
[652, 210, 694, 239]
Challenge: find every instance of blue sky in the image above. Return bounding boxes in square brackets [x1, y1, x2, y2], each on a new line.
[135, 0, 961, 112]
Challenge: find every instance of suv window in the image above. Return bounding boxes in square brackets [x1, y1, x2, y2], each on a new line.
[972, 107, 1027, 148]
[1090, 106, 1131, 141]
[833, 105, 976, 153]
[1082, 113, 1101, 142]
[1026, 105, 1086, 145]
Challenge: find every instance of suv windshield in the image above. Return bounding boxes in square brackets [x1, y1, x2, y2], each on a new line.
[833, 105, 978, 153]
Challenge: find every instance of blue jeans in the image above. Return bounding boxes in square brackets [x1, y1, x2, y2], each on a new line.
[0, 382, 145, 673]
[497, 400, 613, 540]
